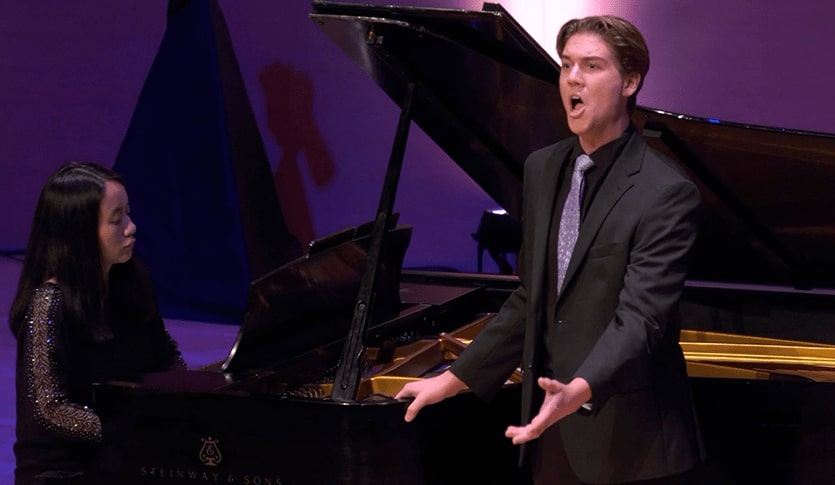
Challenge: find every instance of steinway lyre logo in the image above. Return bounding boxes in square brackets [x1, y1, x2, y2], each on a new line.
[199, 437, 222, 466]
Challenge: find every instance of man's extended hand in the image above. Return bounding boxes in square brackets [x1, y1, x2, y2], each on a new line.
[504, 377, 592, 444]
[394, 371, 468, 422]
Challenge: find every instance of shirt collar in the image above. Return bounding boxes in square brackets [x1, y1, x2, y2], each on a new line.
[570, 125, 634, 173]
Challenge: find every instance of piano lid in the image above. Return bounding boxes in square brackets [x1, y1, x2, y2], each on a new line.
[310, 1, 835, 291]
[311, 1, 567, 220]
[634, 109, 835, 292]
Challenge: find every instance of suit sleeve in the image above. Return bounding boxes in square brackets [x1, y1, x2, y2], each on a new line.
[450, 281, 527, 400]
[574, 177, 700, 409]
[448, 146, 555, 401]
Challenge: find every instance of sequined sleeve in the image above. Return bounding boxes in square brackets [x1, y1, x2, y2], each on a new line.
[145, 311, 188, 371]
[160, 328, 188, 371]
[168, 335, 188, 371]
[23, 285, 102, 442]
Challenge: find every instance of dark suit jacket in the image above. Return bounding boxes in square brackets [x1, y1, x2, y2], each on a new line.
[451, 130, 705, 483]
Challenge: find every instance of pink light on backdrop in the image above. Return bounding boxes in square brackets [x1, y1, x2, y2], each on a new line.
[438, 1, 648, 63]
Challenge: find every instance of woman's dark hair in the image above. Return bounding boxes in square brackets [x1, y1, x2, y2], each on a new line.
[556, 15, 650, 113]
[9, 162, 132, 339]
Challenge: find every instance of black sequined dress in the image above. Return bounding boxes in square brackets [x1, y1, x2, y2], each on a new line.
[13, 281, 185, 484]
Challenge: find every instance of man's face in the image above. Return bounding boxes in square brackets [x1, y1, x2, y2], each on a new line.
[559, 32, 639, 152]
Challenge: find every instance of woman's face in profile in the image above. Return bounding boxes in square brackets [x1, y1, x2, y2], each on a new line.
[98, 180, 137, 272]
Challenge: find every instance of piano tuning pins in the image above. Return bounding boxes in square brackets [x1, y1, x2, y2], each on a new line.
[285, 385, 326, 399]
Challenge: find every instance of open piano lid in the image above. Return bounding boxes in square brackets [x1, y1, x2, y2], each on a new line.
[310, 1, 835, 292]
[635, 108, 835, 292]
[311, 1, 566, 220]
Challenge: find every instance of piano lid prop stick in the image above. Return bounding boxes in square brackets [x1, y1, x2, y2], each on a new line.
[331, 81, 417, 402]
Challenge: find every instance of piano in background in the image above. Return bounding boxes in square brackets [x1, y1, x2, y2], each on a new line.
[91, 2, 835, 484]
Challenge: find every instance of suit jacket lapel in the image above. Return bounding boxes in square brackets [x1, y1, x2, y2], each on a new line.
[529, 143, 571, 305]
[560, 132, 647, 293]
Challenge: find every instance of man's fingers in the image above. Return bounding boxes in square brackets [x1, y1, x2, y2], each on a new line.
[503, 378, 578, 446]
[505, 425, 523, 438]
[404, 399, 423, 422]
[505, 424, 538, 444]
[537, 376, 563, 392]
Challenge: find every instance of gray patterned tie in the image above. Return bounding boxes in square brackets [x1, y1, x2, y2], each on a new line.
[557, 153, 594, 293]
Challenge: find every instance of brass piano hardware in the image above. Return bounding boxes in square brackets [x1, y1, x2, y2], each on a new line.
[681, 329, 835, 381]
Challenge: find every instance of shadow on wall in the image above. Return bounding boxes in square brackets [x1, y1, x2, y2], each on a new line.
[114, 0, 302, 324]
[260, 61, 336, 247]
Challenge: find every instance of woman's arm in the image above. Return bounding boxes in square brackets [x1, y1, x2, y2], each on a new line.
[24, 285, 102, 442]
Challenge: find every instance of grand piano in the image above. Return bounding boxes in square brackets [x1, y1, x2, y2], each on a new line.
[91, 2, 835, 484]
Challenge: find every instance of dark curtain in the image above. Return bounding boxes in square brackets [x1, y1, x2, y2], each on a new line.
[114, 0, 300, 324]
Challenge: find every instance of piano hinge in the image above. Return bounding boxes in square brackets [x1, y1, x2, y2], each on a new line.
[366, 28, 383, 45]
